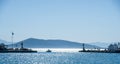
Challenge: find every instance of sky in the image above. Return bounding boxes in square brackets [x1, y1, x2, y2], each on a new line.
[0, 0, 120, 43]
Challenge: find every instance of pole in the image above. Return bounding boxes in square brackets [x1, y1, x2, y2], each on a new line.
[12, 32, 14, 48]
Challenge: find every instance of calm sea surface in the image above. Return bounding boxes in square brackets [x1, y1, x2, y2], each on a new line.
[0, 52, 120, 64]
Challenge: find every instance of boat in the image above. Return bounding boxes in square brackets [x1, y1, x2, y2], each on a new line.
[46, 49, 52, 52]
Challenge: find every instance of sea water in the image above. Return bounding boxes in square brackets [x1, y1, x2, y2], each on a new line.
[0, 52, 120, 64]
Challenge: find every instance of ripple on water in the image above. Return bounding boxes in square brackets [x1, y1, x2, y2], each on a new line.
[0, 52, 120, 64]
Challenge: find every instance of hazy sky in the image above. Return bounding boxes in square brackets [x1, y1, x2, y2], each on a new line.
[0, 0, 120, 43]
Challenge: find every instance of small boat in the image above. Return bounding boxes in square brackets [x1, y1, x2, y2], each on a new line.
[46, 49, 52, 52]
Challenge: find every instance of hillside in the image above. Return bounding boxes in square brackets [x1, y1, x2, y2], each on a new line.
[9, 38, 101, 48]
[89, 42, 110, 48]
[0, 39, 10, 45]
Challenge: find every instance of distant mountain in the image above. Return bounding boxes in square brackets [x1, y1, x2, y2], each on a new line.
[89, 42, 111, 48]
[0, 39, 10, 45]
[10, 38, 101, 48]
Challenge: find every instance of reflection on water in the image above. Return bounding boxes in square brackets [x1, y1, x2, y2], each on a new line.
[0, 52, 119, 64]
[32, 48, 105, 52]
[32, 48, 82, 52]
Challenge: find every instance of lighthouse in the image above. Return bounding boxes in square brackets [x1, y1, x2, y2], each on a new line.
[83, 43, 85, 52]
